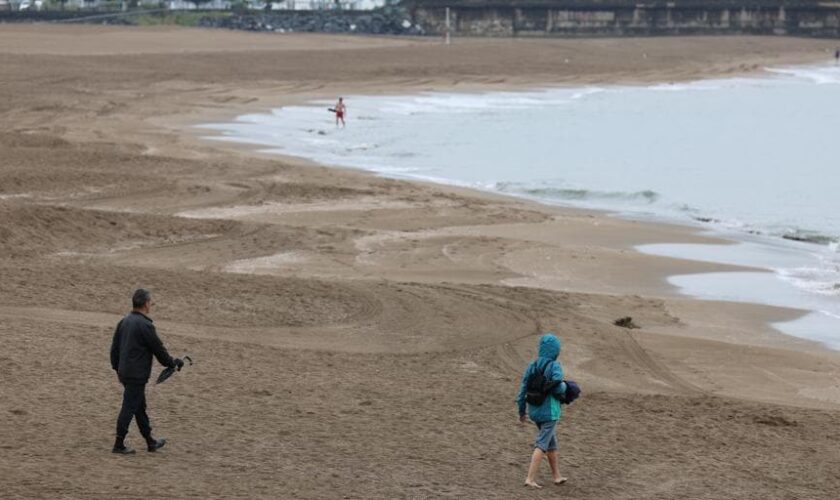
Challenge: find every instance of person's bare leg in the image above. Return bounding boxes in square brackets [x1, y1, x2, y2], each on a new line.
[524, 448, 545, 488]
[546, 450, 567, 484]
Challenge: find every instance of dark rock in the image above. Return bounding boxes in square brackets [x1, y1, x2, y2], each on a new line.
[613, 316, 640, 329]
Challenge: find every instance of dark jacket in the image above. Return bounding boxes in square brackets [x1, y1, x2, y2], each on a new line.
[110, 311, 175, 383]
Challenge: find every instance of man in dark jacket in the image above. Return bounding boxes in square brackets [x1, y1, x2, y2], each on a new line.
[110, 288, 183, 454]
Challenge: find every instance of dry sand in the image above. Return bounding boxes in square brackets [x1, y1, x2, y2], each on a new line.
[1, 25, 839, 499]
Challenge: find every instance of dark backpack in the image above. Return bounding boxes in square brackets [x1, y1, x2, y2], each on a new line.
[525, 360, 561, 406]
[559, 380, 581, 405]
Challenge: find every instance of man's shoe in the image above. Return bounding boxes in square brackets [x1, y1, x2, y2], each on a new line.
[112, 445, 136, 455]
[147, 438, 166, 452]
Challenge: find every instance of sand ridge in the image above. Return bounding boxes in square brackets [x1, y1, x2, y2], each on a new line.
[1, 25, 840, 499]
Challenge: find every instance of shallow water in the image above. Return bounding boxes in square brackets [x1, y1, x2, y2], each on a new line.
[639, 234, 840, 349]
[200, 63, 840, 349]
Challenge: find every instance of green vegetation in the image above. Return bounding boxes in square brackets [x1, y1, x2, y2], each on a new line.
[134, 11, 231, 27]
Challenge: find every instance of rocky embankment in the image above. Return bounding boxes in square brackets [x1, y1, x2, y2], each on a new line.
[197, 8, 425, 35]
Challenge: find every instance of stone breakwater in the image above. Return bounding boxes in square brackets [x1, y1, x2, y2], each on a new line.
[0, 8, 425, 35]
[197, 8, 425, 35]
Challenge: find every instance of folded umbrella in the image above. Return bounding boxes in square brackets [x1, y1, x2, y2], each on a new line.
[156, 355, 193, 385]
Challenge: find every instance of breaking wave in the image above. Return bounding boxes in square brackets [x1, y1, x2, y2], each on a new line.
[494, 182, 660, 204]
[766, 64, 840, 85]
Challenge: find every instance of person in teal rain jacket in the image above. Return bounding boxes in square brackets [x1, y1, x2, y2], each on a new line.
[516, 333, 568, 488]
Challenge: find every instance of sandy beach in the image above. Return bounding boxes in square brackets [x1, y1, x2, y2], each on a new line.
[2, 25, 840, 498]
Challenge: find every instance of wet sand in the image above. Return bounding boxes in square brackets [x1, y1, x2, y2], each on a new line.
[1, 25, 839, 499]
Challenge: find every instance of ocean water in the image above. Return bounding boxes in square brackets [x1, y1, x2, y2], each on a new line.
[200, 63, 840, 349]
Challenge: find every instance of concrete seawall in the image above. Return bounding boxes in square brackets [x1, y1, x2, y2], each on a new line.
[408, 1, 840, 37]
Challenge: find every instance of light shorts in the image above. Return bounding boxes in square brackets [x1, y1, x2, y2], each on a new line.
[534, 420, 558, 452]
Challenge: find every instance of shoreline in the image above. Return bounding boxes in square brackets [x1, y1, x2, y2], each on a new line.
[188, 101, 839, 365]
[184, 70, 840, 354]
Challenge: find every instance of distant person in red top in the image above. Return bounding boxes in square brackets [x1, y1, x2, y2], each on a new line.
[334, 97, 346, 128]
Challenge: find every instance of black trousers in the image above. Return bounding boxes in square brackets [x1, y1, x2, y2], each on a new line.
[116, 381, 152, 440]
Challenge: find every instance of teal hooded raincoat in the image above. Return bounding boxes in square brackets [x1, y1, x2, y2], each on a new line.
[516, 333, 567, 423]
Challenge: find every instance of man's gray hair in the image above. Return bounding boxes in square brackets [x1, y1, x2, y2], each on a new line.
[132, 288, 151, 309]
